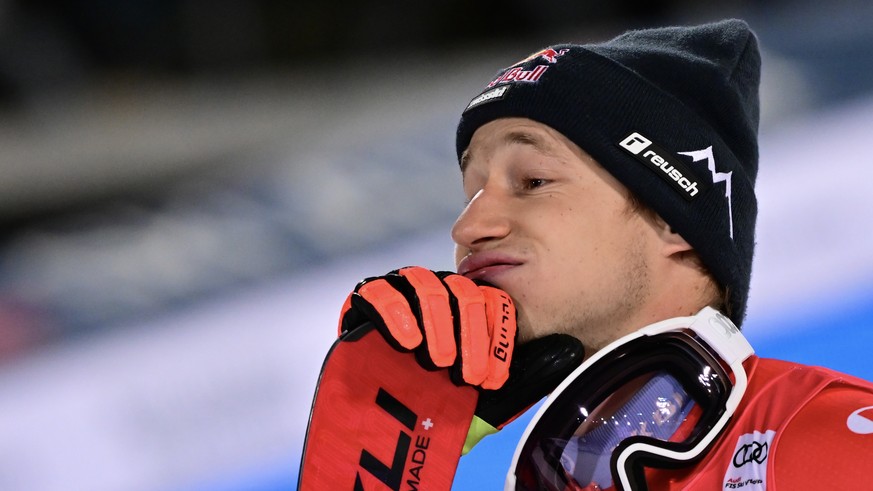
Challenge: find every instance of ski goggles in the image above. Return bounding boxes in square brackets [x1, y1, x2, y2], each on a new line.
[506, 307, 754, 491]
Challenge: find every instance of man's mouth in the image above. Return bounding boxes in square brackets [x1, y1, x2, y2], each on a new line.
[456, 252, 523, 283]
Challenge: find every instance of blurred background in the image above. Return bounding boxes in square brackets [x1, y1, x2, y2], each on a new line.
[0, 0, 872, 489]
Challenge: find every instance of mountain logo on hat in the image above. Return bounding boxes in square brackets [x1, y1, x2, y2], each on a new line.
[679, 147, 735, 239]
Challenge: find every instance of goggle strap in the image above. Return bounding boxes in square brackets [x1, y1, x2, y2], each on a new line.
[687, 308, 754, 366]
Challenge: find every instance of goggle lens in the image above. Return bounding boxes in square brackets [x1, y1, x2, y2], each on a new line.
[514, 332, 733, 491]
[546, 371, 698, 489]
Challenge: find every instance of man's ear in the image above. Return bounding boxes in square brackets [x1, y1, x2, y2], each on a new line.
[653, 215, 693, 257]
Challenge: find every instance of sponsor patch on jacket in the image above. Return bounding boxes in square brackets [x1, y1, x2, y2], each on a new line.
[722, 429, 776, 490]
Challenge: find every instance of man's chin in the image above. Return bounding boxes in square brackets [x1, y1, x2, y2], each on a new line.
[515, 321, 549, 345]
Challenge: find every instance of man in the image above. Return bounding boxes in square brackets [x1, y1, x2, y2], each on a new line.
[328, 19, 873, 489]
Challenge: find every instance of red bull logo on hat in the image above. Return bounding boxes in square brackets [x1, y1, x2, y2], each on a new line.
[529, 48, 569, 64]
[514, 47, 570, 65]
[486, 47, 569, 88]
[487, 65, 548, 88]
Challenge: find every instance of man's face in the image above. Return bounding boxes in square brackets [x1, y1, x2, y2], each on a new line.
[452, 118, 663, 350]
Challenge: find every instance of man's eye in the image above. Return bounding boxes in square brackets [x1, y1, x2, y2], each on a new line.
[525, 178, 548, 189]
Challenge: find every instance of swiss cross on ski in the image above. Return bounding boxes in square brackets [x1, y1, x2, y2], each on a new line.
[487, 48, 569, 88]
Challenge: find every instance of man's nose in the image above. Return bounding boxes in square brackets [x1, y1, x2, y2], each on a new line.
[451, 187, 512, 250]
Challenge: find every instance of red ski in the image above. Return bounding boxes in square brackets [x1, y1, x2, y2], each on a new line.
[298, 323, 478, 490]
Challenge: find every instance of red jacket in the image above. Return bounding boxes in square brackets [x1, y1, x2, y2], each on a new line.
[642, 355, 873, 489]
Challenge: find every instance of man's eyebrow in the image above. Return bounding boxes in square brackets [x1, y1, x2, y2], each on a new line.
[460, 130, 554, 173]
[460, 148, 473, 173]
[502, 130, 553, 153]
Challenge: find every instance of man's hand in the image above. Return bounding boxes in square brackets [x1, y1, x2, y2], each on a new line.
[338, 266, 516, 390]
[465, 333, 585, 452]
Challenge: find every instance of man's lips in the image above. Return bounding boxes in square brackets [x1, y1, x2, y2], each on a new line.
[456, 252, 523, 282]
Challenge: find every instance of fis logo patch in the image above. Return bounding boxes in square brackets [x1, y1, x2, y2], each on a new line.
[618, 132, 709, 201]
[722, 430, 776, 490]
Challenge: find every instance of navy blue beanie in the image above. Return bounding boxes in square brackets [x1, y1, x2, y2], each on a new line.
[456, 19, 760, 326]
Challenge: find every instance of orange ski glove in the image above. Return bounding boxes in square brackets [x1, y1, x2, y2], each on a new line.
[338, 266, 516, 390]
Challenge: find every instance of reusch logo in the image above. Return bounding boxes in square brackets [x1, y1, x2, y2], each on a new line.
[617, 132, 709, 201]
[619, 132, 652, 155]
